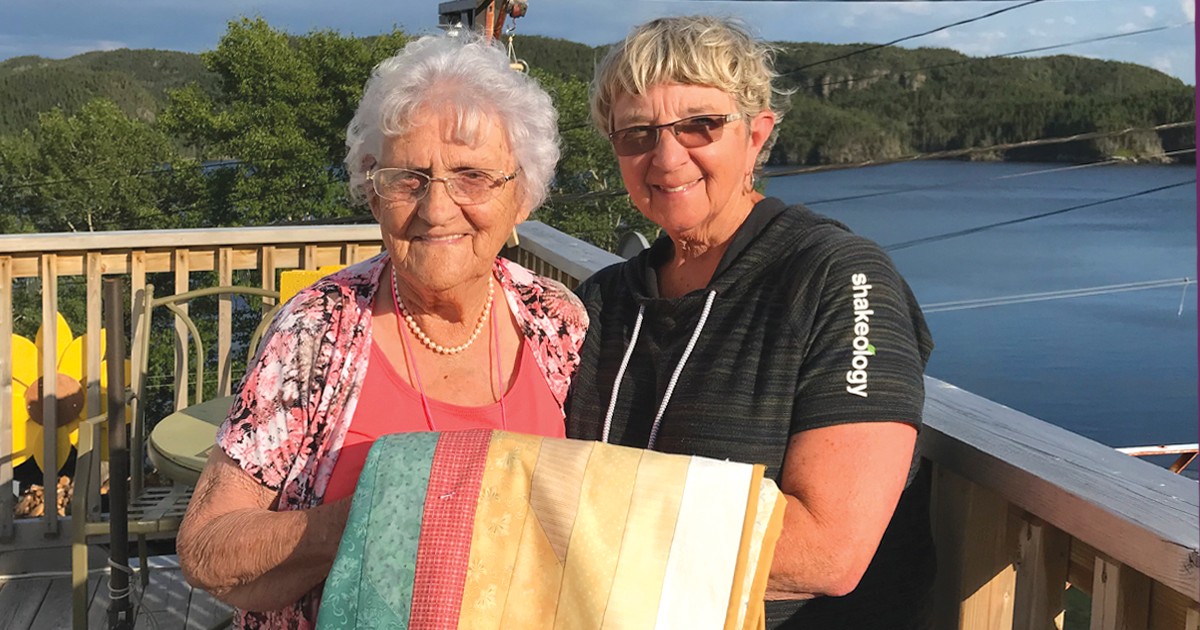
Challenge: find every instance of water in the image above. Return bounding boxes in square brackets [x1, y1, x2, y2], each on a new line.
[764, 161, 1197, 451]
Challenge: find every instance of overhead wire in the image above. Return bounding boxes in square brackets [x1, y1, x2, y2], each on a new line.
[798, 22, 1194, 90]
[9, 169, 360, 231]
[0, 1, 1132, 197]
[963, 21, 1193, 60]
[922, 277, 1195, 313]
[781, 0, 1049, 75]
[766, 121, 1195, 178]
[0, 156, 291, 192]
[801, 148, 1196, 206]
[545, 121, 1196, 205]
[883, 178, 1195, 252]
[9, 121, 1191, 230]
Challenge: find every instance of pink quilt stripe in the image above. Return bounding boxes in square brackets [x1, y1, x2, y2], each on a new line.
[409, 429, 494, 630]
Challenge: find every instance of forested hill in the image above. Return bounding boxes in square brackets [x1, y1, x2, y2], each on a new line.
[0, 19, 1193, 244]
[766, 44, 1194, 164]
[1, 34, 1191, 161]
[0, 50, 218, 135]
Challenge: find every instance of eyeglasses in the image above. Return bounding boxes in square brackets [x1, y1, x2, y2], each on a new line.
[608, 113, 742, 157]
[366, 167, 521, 205]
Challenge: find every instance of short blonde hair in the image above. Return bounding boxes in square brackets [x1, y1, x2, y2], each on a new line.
[590, 15, 790, 164]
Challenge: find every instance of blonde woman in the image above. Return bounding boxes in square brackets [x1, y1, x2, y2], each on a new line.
[567, 16, 935, 629]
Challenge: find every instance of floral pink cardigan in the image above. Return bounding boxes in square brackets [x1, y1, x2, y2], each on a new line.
[215, 253, 587, 629]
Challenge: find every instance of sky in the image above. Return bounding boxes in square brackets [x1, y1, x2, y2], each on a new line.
[0, 0, 1195, 84]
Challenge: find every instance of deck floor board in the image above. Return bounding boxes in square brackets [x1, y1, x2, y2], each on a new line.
[0, 577, 52, 629]
[26, 575, 82, 630]
[1, 556, 233, 630]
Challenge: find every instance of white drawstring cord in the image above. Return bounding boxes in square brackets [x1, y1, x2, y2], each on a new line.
[601, 304, 645, 443]
[647, 290, 716, 449]
[602, 290, 717, 450]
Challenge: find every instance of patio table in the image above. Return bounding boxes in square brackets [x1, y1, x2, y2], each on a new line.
[147, 395, 235, 487]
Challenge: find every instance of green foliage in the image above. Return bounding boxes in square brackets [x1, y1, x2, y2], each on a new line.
[771, 95, 906, 165]
[0, 99, 191, 232]
[533, 70, 655, 250]
[509, 36, 598, 80]
[158, 18, 409, 225]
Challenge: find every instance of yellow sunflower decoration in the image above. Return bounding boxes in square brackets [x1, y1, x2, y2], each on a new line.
[11, 313, 131, 473]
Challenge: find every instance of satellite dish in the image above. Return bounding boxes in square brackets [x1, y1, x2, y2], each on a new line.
[616, 231, 650, 259]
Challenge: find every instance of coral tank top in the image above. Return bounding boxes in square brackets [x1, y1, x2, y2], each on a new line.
[323, 339, 565, 503]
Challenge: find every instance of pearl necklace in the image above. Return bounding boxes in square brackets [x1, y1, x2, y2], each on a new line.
[391, 268, 494, 355]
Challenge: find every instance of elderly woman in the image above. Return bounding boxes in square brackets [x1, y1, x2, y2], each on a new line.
[566, 16, 935, 630]
[177, 34, 586, 628]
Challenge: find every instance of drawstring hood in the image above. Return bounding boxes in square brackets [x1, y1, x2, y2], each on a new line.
[601, 289, 717, 449]
[594, 197, 800, 450]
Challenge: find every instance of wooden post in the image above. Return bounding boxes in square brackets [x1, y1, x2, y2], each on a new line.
[932, 464, 1018, 629]
[40, 253, 60, 536]
[172, 249, 189, 411]
[260, 246, 277, 307]
[85, 254, 102, 421]
[1013, 514, 1070, 630]
[84, 253, 103, 521]
[128, 251, 147, 498]
[217, 247, 233, 396]
[1091, 556, 1151, 630]
[0, 256, 14, 540]
[1147, 586, 1200, 629]
[128, 250, 146, 402]
[302, 244, 317, 270]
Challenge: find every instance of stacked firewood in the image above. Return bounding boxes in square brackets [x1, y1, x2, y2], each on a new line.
[11, 469, 174, 519]
[14, 476, 73, 517]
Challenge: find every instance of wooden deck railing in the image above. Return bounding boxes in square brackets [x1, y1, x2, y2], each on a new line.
[922, 379, 1198, 630]
[1, 222, 1196, 629]
[0, 225, 384, 552]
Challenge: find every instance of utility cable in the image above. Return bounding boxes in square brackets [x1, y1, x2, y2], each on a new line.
[547, 125, 1200, 206]
[803, 22, 1194, 90]
[801, 148, 1196, 206]
[782, 0, 1048, 75]
[883, 179, 1194, 252]
[979, 21, 1193, 60]
[20, 178, 356, 231]
[13, 125, 1186, 230]
[544, 121, 1196, 205]
[923, 277, 1195, 313]
[0, 156, 291, 192]
[767, 121, 1195, 178]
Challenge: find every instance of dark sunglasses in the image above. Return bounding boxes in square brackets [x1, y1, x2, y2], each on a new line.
[608, 113, 742, 157]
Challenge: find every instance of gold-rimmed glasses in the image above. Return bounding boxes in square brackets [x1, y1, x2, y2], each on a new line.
[367, 167, 521, 205]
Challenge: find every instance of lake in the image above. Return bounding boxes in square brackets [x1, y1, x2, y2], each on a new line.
[763, 161, 1197, 453]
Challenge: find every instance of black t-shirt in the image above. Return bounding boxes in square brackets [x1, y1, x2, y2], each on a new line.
[566, 198, 936, 629]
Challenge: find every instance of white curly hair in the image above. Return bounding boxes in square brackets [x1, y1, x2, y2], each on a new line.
[345, 33, 560, 210]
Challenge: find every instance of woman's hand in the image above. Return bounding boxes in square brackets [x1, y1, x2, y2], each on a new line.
[766, 421, 917, 599]
[177, 449, 352, 611]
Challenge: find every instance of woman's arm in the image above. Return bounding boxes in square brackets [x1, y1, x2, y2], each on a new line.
[177, 448, 352, 612]
[765, 421, 917, 599]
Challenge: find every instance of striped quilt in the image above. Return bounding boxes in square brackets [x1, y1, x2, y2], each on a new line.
[316, 429, 785, 630]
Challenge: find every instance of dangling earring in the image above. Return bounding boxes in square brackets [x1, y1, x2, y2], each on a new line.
[505, 227, 520, 248]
